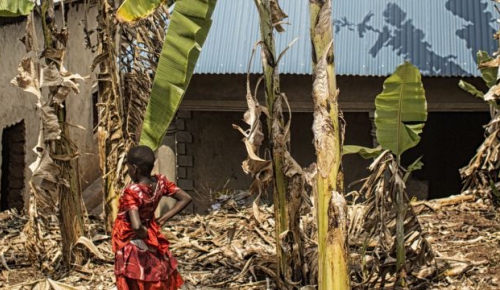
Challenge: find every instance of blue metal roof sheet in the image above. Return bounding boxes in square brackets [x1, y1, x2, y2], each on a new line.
[194, 0, 497, 77]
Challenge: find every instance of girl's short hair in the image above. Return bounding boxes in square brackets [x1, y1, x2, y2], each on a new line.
[126, 145, 155, 174]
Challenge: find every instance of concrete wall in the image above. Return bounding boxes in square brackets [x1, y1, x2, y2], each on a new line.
[0, 16, 39, 210]
[0, 3, 99, 209]
[63, 4, 100, 190]
[180, 110, 373, 213]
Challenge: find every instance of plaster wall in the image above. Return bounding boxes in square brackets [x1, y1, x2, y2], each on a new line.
[63, 5, 100, 191]
[0, 3, 99, 209]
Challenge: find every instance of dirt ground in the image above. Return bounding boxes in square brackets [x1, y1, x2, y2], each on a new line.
[1, 195, 499, 289]
[416, 198, 500, 289]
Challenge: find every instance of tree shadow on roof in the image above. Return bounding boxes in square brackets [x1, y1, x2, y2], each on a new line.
[445, 0, 496, 60]
[354, 3, 468, 75]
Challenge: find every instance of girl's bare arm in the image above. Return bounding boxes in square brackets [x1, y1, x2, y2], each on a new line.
[129, 209, 148, 239]
[156, 189, 192, 226]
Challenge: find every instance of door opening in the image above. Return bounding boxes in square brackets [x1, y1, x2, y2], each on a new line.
[1, 120, 26, 211]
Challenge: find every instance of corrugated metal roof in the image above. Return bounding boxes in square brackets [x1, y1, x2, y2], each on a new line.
[194, 0, 497, 77]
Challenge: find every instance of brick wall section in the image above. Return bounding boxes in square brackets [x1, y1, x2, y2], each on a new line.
[175, 111, 195, 213]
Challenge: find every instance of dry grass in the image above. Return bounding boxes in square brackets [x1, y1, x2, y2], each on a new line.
[1, 195, 499, 289]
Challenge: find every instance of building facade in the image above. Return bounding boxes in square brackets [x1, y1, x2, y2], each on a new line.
[174, 0, 496, 212]
[0, 2, 100, 211]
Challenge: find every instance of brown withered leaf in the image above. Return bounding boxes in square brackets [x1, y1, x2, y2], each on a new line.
[479, 56, 500, 68]
[7, 278, 81, 290]
[52, 27, 69, 47]
[3, 196, 499, 289]
[350, 152, 436, 288]
[270, 0, 288, 32]
[484, 84, 500, 102]
[41, 47, 65, 65]
[40, 105, 61, 141]
[10, 57, 42, 101]
[41, 64, 63, 87]
[31, 152, 61, 206]
[53, 71, 86, 104]
[20, 15, 34, 52]
[233, 82, 273, 194]
[53, 86, 73, 104]
[74, 237, 109, 261]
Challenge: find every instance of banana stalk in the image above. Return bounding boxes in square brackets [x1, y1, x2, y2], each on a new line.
[253, 0, 290, 283]
[310, 0, 350, 289]
[95, 0, 127, 231]
[41, 0, 86, 266]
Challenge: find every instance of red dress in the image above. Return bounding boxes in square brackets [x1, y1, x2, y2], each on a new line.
[112, 174, 184, 290]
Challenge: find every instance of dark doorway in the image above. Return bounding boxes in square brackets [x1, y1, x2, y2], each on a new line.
[1, 120, 26, 211]
[403, 112, 490, 199]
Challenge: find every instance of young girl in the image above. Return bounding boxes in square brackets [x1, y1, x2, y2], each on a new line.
[112, 145, 192, 290]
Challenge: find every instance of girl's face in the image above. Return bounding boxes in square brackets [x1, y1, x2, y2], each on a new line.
[126, 162, 139, 182]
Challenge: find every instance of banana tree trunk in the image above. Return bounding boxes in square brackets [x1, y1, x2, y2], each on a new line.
[96, 0, 127, 232]
[309, 1, 350, 289]
[55, 109, 86, 266]
[254, 0, 290, 281]
[395, 178, 408, 287]
[41, 0, 85, 266]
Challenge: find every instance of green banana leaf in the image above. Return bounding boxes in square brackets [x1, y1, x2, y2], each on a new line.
[0, 0, 34, 17]
[140, 0, 217, 150]
[407, 156, 424, 172]
[375, 62, 427, 158]
[116, 0, 167, 23]
[477, 50, 497, 88]
[403, 156, 424, 182]
[343, 145, 383, 159]
[458, 80, 484, 100]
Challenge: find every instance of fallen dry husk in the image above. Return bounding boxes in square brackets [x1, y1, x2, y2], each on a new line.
[0, 205, 283, 290]
[415, 197, 500, 290]
[1, 195, 499, 289]
[348, 152, 437, 289]
[459, 122, 500, 203]
[166, 206, 279, 289]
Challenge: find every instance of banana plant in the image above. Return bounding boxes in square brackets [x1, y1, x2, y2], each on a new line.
[459, 51, 498, 110]
[310, 0, 350, 289]
[116, 0, 175, 22]
[344, 62, 427, 162]
[0, 0, 34, 17]
[459, 50, 500, 200]
[11, 0, 87, 269]
[344, 62, 432, 288]
[95, 0, 215, 228]
[134, 0, 217, 150]
[116, 0, 217, 151]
